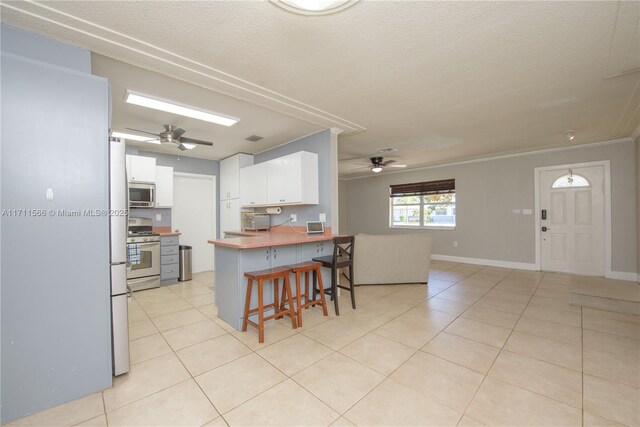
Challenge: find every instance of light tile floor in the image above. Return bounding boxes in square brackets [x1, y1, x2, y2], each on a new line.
[8, 263, 640, 426]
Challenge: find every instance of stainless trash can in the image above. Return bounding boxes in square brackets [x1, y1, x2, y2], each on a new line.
[179, 245, 192, 282]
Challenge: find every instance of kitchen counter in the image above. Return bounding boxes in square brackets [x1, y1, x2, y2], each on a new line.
[209, 227, 336, 330]
[209, 227, 335, 249]
[153, 226, 181, 236]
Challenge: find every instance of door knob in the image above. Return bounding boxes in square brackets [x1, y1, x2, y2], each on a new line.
[541, 226, 549, 232]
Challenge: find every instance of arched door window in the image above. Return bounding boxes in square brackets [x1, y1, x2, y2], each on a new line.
[551, 171, 590, 188]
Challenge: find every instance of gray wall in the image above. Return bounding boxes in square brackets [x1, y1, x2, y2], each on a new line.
[126, 147, 220, 232]
[1, 27, 112, 423]
[345, 140, 638, 274]
[339, 179, 349, 233]
[254, 130, 333, 227]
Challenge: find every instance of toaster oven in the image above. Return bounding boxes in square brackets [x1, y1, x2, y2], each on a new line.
[242, 213, 270, 231]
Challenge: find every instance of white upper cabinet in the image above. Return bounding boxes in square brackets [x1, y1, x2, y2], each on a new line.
[155, 166, 174, 207]
[239, 151, 318, 207]
[220, 153, 253, 200]
[126, 155, 156, 183]
[240, 163, 268, 207]
[267, 151, 318, 205]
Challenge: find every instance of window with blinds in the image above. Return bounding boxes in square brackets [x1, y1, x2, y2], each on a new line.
[389, 179, 456, 228]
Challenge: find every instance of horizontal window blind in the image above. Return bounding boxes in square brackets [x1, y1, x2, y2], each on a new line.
[390, 179, 455, 197]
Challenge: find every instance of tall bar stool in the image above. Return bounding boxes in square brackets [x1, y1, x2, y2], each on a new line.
[242, 266, 297, 343]
[280, 261, 328, 327]
[312, 236, 355, 316]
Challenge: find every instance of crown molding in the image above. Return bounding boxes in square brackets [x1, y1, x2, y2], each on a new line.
[341, 137, 634, 180]
[1, 1, 366, 134]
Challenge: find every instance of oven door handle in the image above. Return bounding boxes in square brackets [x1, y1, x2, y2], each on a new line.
[130, 242, 159, 248]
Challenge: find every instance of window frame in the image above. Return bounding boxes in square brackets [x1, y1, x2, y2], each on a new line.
[389, 179, 456, 230]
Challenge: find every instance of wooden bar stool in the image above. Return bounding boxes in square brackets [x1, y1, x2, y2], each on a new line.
[280, 261, 328, 327]
[242, 266, 297, 343]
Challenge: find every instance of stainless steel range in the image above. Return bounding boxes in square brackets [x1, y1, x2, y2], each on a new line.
[127, 218, 160, 291]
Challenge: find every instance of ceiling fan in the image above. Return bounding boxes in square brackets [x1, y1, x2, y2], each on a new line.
[342, 155, 408, 173]
[126, 125, 213, 151]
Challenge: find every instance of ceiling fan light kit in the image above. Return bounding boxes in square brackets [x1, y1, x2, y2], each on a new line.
[125, 90, 239, 126]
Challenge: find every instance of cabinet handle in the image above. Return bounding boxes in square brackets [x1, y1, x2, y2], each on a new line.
[273, 249, 277, 259]
[266, 250, 270, 261]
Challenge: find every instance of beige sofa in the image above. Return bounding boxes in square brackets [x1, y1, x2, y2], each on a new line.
[353, 234, 432, 285]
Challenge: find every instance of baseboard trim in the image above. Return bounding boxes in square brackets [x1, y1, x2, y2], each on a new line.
[605, 271, 640, 282]
[431, 254, 538, 271]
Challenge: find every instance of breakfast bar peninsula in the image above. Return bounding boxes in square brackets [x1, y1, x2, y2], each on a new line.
[208, 227, 335, 330]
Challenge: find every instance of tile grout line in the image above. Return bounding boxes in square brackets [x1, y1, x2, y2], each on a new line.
[453, 270, 547, 425]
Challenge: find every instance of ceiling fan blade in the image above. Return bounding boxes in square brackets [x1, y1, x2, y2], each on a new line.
[180, 136, 213, 146]
[381, 159, 397, 166]
[171, 128, 186, 138]
[125, 127, 160, 137]
[177, 143, 188, 151]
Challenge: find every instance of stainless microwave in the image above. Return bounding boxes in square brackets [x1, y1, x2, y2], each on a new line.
[129, 183, 155, 207]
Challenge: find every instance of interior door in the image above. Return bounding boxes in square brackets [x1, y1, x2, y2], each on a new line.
[540, 165, 604, 275]
[173, 174, 216, 273]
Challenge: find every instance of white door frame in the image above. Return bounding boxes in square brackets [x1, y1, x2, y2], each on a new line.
[173, 172, 217, 270]
[534, 160, 611, 277]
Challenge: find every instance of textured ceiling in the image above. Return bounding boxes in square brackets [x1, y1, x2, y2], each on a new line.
[1, 1, 638, 175]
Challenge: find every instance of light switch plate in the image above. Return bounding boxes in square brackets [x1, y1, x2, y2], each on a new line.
[319, 213, 326, 222]
[156, 213, 162, 221]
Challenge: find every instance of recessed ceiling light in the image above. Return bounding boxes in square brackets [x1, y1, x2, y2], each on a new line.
[272, 0, 358, 15]
[125, 91, 238, 127]
[565, 130, 575, 141]
[111, 131, 160, 144]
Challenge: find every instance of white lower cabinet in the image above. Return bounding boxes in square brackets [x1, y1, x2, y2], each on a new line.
[220, 199, 241, 234]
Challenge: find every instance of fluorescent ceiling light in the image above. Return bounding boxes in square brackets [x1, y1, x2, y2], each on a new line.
[111, 131, 160, 144]
[125, 91, 238, 127]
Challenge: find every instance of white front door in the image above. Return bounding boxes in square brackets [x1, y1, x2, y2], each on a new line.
[540, 165, 604, 275]
[172, 173, 216, 274]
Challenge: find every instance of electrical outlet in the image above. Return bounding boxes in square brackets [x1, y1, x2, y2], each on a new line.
[155, 213, 162, 221]
[453, 241, 458, 247]
[290, 214, 297, 223]
[319, 213, 326, 222]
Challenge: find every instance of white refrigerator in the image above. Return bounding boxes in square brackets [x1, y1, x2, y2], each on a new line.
[110, 137, 130, 375]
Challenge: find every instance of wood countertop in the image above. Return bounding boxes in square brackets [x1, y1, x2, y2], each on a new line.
[209, 227, 336, 249]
